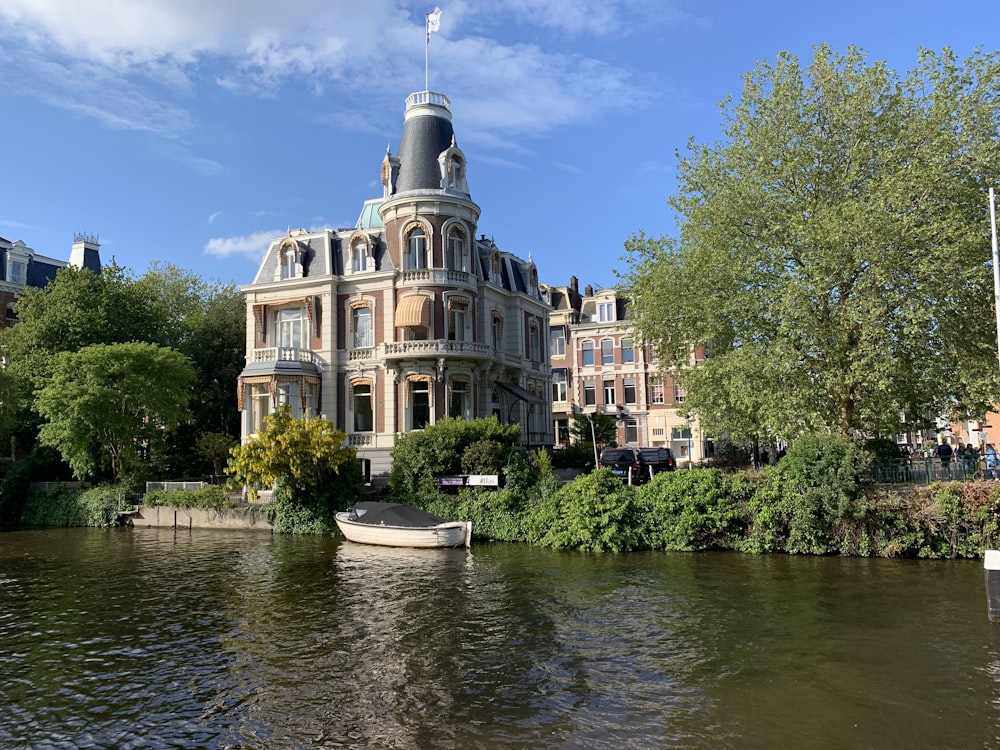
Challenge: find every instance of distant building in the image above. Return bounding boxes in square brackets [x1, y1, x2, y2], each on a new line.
[0, 233, 101, 327]
[542, 278, 709, 465]
[238, 91, 553, 484]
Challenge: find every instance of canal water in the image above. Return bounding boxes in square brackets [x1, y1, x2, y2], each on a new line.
[1, 527, 999, 749]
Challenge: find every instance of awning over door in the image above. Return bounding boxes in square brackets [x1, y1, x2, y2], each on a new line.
[495, 381, 544, 405]
[396, 295, 430, 327]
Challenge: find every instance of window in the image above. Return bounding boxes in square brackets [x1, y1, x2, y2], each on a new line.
[251, 383, 270, 433]
[353, 383, 373, 432]
[352, 239, 368, 273]
[624, 378, 636, 404]
[529, 323, 541, 361]
[492, 316, 503, 351]
[652, 427, 665, 437]
[304, 382, 318, 417]
[552, 370, 567, 403]
[352, 306, 372, 348]
[622, 338, 634, 364]
[9, 261, 25, 284]
[277, 381, 299, 415]
[598, 301, 614, 322]
[604, 380, 616, 405]
[281, 246, 298, 279]
[490, 253, 501, 284]
[601, 339, 614, 366]
[583, 381, 596, 406]
[409, 379, 430, 430]
[406, 227, 428, 270]
[625, 420, 638, 444]
[278, 308, 304, 349]
[448, 300, 468, 342]
[672, 427, 692, 439]
[550, 327, 566, 357]
[448, 155, 464, 189]
[581, 340, 594, 367]
[449, 380, 469, 418]
[650, 378, 664, 404]
[446, 228, 465, 271]
[674, 384, 687, 403]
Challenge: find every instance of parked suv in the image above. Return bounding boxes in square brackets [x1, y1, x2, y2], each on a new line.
[639, 447, 676, 477]
[599, 446, 677, 485]
[598, 447, 641, 483]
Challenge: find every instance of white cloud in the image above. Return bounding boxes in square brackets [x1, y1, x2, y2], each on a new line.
[0, 0, 675, 157]
[203, 230, 280, 262]
[207, 211, 222, 224]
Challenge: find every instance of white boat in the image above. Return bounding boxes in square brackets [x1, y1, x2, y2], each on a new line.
[335, 501, 472, 548]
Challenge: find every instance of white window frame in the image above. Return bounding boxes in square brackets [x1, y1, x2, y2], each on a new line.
[352, 306, 373, 349]
[277, 308, 305, 350]
[353, 383, 373, 432]
[406, 228, 428, 270]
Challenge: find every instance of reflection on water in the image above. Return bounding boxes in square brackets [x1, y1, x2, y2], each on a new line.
[1, 529, 999, 748]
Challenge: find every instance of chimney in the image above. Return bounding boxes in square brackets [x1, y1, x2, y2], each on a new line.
[570, 276, 578, 294]
[584, 284, 593, 297]
[70, 232, 101, 273]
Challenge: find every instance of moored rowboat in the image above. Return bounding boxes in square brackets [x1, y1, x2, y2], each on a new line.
[335, 501, 472, 548]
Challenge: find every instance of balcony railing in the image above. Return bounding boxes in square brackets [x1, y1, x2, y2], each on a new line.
[384, 339, 493, 359]
[400, 268, 476, 286]
[250, 347, 323, 365]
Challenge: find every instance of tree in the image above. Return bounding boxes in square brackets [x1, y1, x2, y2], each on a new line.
[569, 412, 617, 450]
[620, 46, 1000, 442]
[226, 407, 360, 505]
[389, 416, 521, 497]
[35, 342, 196, 483]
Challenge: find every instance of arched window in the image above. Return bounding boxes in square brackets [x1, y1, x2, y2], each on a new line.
[351, 238, 368, 273]
[581, 340, 595, 367]
[446, 227, 465, 271]
[352, 381, 373, 432]
[281, 246, 297, 279]
[352, 305, 372, 348]
[406, 227, 428, 270]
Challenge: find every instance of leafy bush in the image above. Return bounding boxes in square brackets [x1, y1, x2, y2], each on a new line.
[637, 468, 744, 550]
[746, 434, 873, 554]
[540, 469, 645, 552]
[20, 484, 128, 528]
[389, 417, 519, 497]
[142, 484, 232, 509]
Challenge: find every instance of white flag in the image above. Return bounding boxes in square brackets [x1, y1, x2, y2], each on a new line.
[426, 7, 442, 36]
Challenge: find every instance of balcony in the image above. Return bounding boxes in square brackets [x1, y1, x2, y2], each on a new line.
[241, 347, 323, 378]
[251, 347, 322, 365]
[400, 268, 476, 287]
[384, 339, 493, 361]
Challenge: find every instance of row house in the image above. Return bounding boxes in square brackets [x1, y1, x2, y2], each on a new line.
[543, 277, 709, 465]
[0, 233, 101, 327]
[239, 90, 553, 484]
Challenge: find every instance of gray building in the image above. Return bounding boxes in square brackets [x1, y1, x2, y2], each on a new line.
[239, 90, 553, 484]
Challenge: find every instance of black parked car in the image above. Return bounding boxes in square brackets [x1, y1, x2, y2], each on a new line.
[599, 446, 677, 485]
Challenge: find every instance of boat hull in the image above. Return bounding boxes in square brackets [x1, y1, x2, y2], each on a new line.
[335, 513, 472, 548]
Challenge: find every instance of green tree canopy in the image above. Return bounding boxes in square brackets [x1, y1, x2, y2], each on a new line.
[620, 45, 1000, 442]
[226, 407, 359, 505]
[35, 342, 196, 483]
[389, 416, 521, 497]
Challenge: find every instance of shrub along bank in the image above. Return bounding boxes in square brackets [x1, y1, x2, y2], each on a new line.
[420, 434, 1000, 557]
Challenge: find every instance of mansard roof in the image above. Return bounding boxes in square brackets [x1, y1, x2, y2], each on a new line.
[394, 108, 455, 194]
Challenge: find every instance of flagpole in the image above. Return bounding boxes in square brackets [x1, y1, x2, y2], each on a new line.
[424, 15, 429, 91]
[992, 187, 1000, 372]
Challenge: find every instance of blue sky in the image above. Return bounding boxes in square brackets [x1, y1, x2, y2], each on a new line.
[0, 1, 994, 291]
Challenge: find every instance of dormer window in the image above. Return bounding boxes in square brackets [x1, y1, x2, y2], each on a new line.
[8, 260, 25, 285]
[437, 136, 469, 193]
[351, 237, 369, 273]
[279, 240, 301, 280]
[489, 252, 501, 284]
[405, 227, 428, 270]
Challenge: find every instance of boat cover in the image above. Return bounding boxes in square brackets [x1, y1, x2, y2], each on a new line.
[347, 501, 450, 527]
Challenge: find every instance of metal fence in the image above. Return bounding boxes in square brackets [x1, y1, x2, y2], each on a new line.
[869, 457, 994, 485]
[145, 481, 206, 493]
